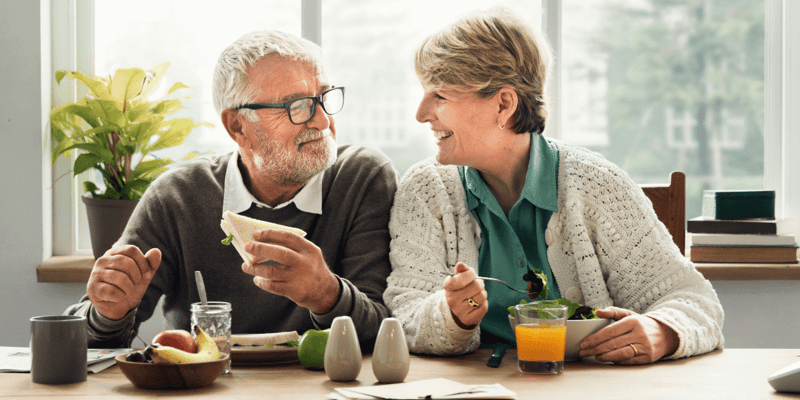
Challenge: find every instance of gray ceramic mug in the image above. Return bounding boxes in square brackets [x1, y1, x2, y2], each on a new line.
[30, 315, 87, 384]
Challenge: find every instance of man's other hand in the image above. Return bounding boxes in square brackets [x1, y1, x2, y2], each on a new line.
[87, 245, 161, 320]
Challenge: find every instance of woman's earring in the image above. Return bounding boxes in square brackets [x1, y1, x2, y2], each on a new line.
[499, 123, 505, 130]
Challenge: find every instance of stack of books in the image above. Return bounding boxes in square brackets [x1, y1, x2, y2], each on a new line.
[687, 190, 798, 264]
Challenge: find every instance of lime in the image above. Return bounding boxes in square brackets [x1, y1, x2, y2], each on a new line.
[297, 329, 330, 370]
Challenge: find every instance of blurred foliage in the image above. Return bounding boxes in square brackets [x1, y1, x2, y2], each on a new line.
[583, 0, 764, 217]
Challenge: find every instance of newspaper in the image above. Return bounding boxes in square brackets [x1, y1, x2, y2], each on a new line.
[329, 378, 517, 399]
[0, 347, 133, 374]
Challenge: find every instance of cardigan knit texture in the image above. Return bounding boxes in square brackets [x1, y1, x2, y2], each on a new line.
[66, 145, 398, 350]
[384, 138, 725, 358]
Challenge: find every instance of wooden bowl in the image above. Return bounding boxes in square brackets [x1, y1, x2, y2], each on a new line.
[115, 352, 229, 389]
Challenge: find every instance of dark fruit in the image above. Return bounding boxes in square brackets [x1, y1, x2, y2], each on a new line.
[569, 306, 594, 320]
[522, 270, 545, 300]
[124, 350, 151, 363]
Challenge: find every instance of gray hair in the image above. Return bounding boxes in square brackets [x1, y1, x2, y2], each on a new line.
[212, 30, 323, 120]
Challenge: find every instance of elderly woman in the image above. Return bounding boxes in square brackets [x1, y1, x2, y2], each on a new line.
[384, 7, 724, 364]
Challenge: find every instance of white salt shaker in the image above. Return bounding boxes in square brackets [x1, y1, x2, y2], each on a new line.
[324, 316, 362, 381]
[372, 318, 410, 383]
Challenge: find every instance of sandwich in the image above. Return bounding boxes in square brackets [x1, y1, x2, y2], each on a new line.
[230, 331, 300, 347]
[220, 210, 307, 264]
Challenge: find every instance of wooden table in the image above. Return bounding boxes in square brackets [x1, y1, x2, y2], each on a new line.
[1, 348, 797, 399]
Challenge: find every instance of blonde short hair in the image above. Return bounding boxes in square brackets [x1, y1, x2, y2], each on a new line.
[414, 6, 551, 135]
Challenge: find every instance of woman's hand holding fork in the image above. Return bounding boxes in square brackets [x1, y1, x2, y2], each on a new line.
[443, 262, 488, 329]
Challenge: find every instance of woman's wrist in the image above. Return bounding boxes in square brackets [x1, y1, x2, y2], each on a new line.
[450, 309, 477, 330]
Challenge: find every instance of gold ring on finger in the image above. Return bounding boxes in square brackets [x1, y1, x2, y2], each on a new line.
[629, 343, 638, 356]
[467, 298, 479, 308]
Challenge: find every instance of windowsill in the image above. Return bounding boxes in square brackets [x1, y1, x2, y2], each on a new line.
[692, 262, 800, 280]
[36, 254, 800, 283]
[37, 255, 94, 282]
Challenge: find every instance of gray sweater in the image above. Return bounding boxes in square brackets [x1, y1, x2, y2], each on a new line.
[65, 145, 398, 350]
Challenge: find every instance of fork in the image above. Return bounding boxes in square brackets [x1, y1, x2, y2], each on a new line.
[438, 271, 537, 295]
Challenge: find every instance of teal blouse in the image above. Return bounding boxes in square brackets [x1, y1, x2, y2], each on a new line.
[458, 133, 560, 343]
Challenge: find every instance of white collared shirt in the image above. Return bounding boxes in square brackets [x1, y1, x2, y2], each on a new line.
[221, 150, 324, 217]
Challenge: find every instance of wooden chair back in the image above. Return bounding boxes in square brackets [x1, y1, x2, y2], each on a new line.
[640, 171, 686, 255]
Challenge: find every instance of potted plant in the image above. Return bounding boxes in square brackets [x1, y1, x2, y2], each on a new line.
[50, 62, 210, 258]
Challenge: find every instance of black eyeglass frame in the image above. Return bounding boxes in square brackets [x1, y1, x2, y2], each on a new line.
[234, 86, 345, 125]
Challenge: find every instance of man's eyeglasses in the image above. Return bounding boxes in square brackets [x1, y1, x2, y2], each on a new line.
[235, 86, 345, 125]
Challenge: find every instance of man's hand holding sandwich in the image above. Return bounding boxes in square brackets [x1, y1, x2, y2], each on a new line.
[242, 228, 341, 315]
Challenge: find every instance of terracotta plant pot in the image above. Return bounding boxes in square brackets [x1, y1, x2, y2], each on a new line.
[82, 196, 139, 259]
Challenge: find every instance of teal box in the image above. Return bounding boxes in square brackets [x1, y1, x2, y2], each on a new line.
[702, 190, 775, 219]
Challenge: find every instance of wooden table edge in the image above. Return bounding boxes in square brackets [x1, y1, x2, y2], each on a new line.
[36, 255, 800, 283]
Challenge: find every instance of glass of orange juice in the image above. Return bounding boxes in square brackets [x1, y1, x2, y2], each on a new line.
[514, 302, 568, 374]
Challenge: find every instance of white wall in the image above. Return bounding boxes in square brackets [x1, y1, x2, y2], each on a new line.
[715, 281, 800, 348]
[0, 0, 83, 347]
[0, 0, 165, 348]
[0, 1, 797, 349]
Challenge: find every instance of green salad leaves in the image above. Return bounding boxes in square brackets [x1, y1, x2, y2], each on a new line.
[508, 298, 599, 320]
[221, 233, 234, 245]
[261, 339, 299, 349]
[508, 268, 599, 320]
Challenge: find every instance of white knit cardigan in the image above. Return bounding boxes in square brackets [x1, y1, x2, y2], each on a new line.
[384, 139, 725, 358]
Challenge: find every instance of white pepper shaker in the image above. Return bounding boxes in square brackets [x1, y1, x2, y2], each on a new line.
[324, 316, 362, 382]
[372, 318, 410, 383]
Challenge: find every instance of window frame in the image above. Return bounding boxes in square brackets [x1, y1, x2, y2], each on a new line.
[49, 0, 791, 256]
[51, 0, 94, 256]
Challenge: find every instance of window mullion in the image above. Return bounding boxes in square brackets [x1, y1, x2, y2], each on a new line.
[542, 0, 561, 140]
[51, 0, 94, 256]
[764, 0, 783, 216]
[783, 0, 800, 229]
[73, 0, 94, 254]
[50, 0, 77, 256]
[76, 0, 94, 78]
[301, 0, 322, 46]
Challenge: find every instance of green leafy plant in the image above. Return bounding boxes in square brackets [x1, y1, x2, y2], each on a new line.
[50, 62, 211, 200]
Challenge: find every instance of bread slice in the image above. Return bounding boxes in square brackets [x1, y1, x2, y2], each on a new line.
[231, 331, 300, 346]
[220, 210, 307, 264]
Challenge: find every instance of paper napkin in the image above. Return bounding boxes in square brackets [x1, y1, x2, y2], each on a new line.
[330, 378, 516, 399]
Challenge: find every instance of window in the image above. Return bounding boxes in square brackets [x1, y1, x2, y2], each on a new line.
[95, 0, 301, 162]
[53, 0, 301, 255]
[54, 0, 539, 255]
[52, 0, 781, 256]
[559, 0, 765, 220]
[320, 0, 541, 173]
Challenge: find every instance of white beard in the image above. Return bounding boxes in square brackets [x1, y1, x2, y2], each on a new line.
[251, 128, 337, 186]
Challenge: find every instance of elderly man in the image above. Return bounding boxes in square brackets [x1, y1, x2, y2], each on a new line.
[65, 30, 398, 350]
